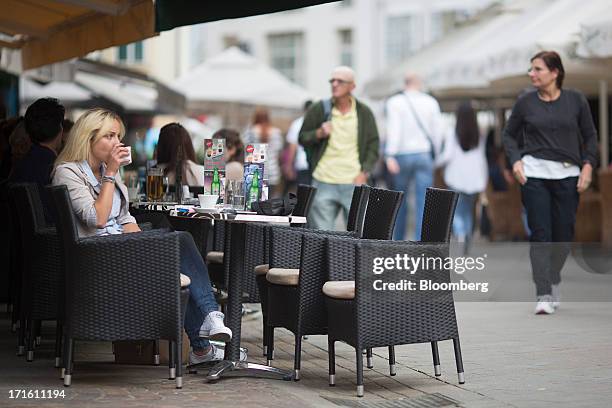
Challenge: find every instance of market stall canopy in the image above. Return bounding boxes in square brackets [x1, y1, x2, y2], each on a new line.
[577, 19, 612, 58]
[171, 46, 313, 109]
[20, 77, 92, 105]
[0, 0, 156, 71]
[364, 0, 612, 100]
[155, 0, 339, 32]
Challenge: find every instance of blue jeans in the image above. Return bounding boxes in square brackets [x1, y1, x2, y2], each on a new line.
[390, 153, 434, 240]
[453, 193, 478, 240]
[178, 232, 219, 351]
[521, 177, 579, 296]
[309, 180, 355, 231]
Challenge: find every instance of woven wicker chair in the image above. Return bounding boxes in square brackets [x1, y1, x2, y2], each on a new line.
[255, 185, 371, 357]
[2, 180, 24, 345]
[47, 185, 188, 388]
[10, 183, 63, 365]
[420, 187, 460, 377]
[263, 187, 403, 380]
[293, 184, 317, 217]
[324, 237, 464, 397]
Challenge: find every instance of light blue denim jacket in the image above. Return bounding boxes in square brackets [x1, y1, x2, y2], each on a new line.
[52, 161, 136, 237]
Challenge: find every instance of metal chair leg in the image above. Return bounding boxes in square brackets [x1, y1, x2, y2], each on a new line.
[388, 346, 396, 376]
[175, 336, 183, 389]
[356, 348, 364, 397]
[26, 319, 35, 362]
[294, 334, 302, 381]
[266, 327, 274, 366]
[154, 340, 160, 365]
[366, 347, 373, 369]
[453, 338, 465, 384]
[16, 317, 26, 356]
[169, 341, 177, 379]
[54, 321, 63, 368]
[431, 341, 441, 376]
[63, 338, 74, 386]
[328, 338, 336, 386]
[35, 320, 42, 346]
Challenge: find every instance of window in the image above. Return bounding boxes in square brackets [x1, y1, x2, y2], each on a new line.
[338, 29, 353, 67]
[268, 33, 305, 85]
[117, 41, 144, 64]
[430, 11, 457, 43]
[386, 15, 421, 65]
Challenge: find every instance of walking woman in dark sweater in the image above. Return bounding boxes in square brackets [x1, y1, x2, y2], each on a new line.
[503, 50, 598, 315]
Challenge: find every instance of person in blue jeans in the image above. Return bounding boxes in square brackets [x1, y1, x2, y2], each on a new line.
[52, 108, 245, 364]
[385, 74, 443, 240]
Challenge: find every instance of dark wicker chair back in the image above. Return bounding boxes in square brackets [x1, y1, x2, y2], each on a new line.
[347, 185, 371, 234]
[420, 187, 459, 243]
[361, 187, 403, 240]
[293, 184, 317, 217]
[0, 181, 12, 306]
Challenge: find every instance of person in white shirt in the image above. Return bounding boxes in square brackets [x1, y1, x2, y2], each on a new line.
[439, 101, 487, 249]
[284, 100, 313, 186]
[385, 73, 443, 240]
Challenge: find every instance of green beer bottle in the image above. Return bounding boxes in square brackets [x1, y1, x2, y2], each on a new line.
[211, 167, 221, 195]
[247, 168, 260, 210]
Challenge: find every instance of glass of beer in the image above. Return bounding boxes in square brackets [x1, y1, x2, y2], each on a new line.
[146, 167, 164, 201]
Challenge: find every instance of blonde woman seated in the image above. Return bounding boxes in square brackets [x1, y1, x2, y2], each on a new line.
[52, 108, 245, 364]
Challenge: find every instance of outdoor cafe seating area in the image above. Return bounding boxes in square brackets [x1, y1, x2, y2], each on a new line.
[0, 180, 465, 397]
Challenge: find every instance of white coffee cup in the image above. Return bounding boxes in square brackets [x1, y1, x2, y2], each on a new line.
[198, 194, 219, 209]
[120, 146, 132, 166]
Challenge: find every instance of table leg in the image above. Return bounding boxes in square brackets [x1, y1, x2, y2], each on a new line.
[205, 221, 293, 382]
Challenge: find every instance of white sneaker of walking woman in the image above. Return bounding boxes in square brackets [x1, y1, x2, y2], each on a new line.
[534, 295, 555, 315]
[199, 311, 232, 342]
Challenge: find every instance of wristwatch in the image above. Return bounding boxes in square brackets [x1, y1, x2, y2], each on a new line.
[101, 175, 116, 184]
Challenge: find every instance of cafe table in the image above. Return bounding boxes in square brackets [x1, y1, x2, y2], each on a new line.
[133, 203, 307, 382]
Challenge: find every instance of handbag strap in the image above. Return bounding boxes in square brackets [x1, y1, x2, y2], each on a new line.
[404, 94, 435, 152]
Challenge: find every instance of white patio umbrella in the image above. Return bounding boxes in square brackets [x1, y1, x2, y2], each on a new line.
[171, 46, 313, 110]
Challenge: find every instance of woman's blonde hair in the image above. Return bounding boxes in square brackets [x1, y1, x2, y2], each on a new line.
[55, 108, 125, 167]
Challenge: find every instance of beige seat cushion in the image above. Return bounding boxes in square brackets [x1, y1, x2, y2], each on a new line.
[322, 281, 355, 300]
[254, 264, 269, 276]
[266, 268, 300, 286]
[206, 251, 224, 264]
[180, 273, 191, 288]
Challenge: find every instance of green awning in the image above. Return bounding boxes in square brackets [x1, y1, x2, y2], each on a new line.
[155, 0, 339, 32]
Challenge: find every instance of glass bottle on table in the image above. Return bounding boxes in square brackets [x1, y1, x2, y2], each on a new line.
[211, 167, 221, 195]
[247, 168, 260, 211]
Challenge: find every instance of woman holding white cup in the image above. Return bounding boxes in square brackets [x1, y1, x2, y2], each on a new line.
[53, 108, 243, 365]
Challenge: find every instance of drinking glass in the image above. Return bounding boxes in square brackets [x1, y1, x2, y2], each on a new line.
[146, 167, 164, 201]
[227, 180, 245, 210]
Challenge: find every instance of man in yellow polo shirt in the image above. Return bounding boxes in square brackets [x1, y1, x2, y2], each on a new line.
[299, 66, 380, 230]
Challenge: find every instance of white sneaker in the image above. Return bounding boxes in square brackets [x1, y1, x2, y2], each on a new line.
[189, 344, 248, 365]
[551, 284, 561, 309]
[534, 295, 555, 315]
[199, 311, 232, 342]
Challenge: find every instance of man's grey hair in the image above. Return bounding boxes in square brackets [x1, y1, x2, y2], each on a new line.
[332, 66, 356, 83]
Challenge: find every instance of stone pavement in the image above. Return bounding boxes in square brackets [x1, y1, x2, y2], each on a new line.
[1, 242, 611, 408]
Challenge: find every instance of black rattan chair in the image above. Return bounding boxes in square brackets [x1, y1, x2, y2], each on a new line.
[255, 185, 370, 357]
[263, 187, 403, 380]
[293, 184, 317, 217]
[47, 185, 188, 388]
[324, 237, 464, 397]
[10, 183, 63, 365]
[420, 187, 460, 377]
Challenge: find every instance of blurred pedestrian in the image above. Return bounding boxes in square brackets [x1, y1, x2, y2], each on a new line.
[284, 100, 313, 187]
[299, 66, 379, 230]
[212, 128, 244, 182]
[156, 123, 204, 186]
[385, 73, 443, 240]
[244, 108, 283, 197]
[503, 50, 598, 315]
[439, 101, 487, 251]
